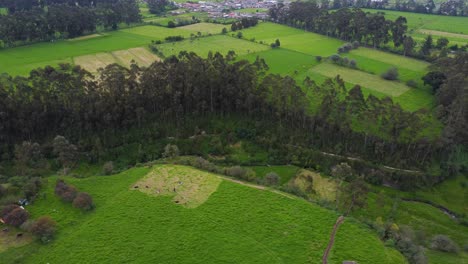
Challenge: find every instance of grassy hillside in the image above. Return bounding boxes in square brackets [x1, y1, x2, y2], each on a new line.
[1, 165, 405, 264]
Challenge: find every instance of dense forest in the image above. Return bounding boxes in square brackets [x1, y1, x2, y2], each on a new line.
[0, 52, 466, 189]
[0, 0, 140, 47]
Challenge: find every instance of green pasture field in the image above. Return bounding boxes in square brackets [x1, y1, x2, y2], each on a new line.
[0, 25, 191, 76]
[0, 165, 405, 264]
[156, 35, 270, 57]
[240, 22, 343, 56]
[178, 22, 227, 34]
[363, 9, 468, 44]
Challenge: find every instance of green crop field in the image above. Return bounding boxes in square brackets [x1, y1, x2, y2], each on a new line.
[0, 25, 192, 76]
[0, 165, 405, 264]
[156, 35, 270, 57]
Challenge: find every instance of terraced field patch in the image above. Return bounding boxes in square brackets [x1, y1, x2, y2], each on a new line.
[310, 63, 410, 97]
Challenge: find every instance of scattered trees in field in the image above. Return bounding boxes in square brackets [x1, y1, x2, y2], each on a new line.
[55, 180, 94, 211]
[53, 136, 79, 171]
[230, 18, 258, 31]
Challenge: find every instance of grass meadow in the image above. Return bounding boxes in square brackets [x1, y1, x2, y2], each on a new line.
[0, 165, 405, 264]
[363, 9, 468, 44]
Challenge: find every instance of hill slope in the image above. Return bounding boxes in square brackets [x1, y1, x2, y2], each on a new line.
[1, 165, 405, 263]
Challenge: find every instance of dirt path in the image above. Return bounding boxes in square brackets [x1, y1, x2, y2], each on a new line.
[219, 176, 296, 200]
[322, 215, 345, 264]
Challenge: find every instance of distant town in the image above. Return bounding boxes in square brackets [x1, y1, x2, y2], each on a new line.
[175, 0, 286, 19]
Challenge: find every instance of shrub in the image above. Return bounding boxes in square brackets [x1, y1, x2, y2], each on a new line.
[430, 235, 459, 253]
[4, 207, 29, 227]
[55, 179, 77, 202]
[167, 21, 176, 28]
[102, 161, 114, 175]
[352, 41, 360, 49]
[406, 79, 418, 88]
[265, 172, 280, 186]
[236, 32, 243, 39]
[164, 35, 184, 42]
[226, 166, 256, 181]
[221, 27, 227, 34]
[349, 59, 357, 68]
[329, 54, 342, 64]
[315, 56, 322, 62]
[381, 67, 399, 80]
[31, 216, 57, 243]
[73, 192, 94, 211]
[1, 204, 19, 218]
[163, 144, 179, 158]
[342, 57, 349, 66]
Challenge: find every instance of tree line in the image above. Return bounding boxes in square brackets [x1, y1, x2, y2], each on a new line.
[0, 0, 140, 47]
[270, 4, 409, 49]
[1, 52, 464, 187]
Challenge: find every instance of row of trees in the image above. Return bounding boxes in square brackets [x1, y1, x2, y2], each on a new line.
[0, 0, 140, 47]
[270, 4, 409, 48]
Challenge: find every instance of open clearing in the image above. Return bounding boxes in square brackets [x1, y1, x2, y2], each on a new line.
[156, 35, 270, 57]
[132, 165, 221, 208]
[310, 63, 410, 97]
[0, 165, 405, 264]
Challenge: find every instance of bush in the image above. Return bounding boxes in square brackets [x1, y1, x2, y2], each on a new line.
[265, 172, 280, 186]
[4, 207, 29, 227]
[1, 204, 19, 218]
[164, 35, 184, 42]
[226, 166, 256, 181]
[406, 79, 418, 88]
[163, 144, 179, 159]
[31, 216, 57, 243]
[349, 59, 357, 68]
[329, 54, 342, 64]
[73, 192, 94, 211]
[342, 57, 349, 66]
[315, 56, 322, 62]
[381, 67, 399, 80]
[430, 235, 459, 253]
[352, 41, 360, 49]
[102, 161, 114, 175]
[55, 179, 77, 202]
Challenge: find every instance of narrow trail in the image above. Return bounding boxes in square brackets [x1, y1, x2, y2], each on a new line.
[322, 215, 345, 264]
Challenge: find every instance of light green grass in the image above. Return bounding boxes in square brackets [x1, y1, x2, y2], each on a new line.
[0, 25, 190, 76]
[310, 63, 410, 97]
[240, 22, 343, 56]
[0, 165, 405, 264]
[178, 23, 227, 34]
[363, 9, 468, 45]
[156, 35, 270, 57]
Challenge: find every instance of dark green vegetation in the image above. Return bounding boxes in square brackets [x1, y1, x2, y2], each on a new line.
[0, 0, 141, 47]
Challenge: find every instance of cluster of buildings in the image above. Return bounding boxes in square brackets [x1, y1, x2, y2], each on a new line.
[177, 0, 281, 19]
